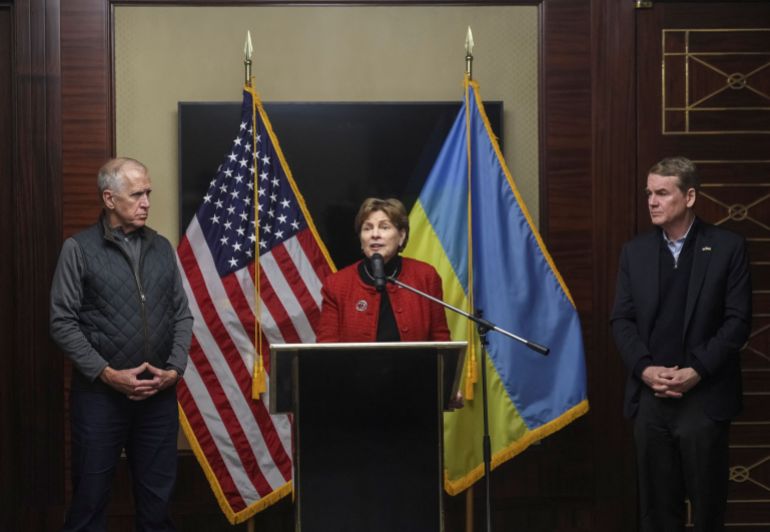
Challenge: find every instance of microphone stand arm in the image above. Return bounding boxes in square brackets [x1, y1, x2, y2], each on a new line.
[387, 276, 549, 356]
[387, 275, 548, 532]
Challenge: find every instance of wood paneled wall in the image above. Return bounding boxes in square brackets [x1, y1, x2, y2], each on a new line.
[1, 0, 65, 530]
[0, 6, 18, 528]
[4, 0, 644, 530]
[589, 0, 640, 529]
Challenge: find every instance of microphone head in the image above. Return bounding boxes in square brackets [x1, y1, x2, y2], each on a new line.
[370, 253, 386, 292]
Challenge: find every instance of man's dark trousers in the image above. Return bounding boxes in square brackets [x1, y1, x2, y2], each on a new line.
[63, 387, 179, 532]
[634, 386, 730, 532]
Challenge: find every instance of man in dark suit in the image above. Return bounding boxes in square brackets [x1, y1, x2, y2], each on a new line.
[611, 156, 752, 531]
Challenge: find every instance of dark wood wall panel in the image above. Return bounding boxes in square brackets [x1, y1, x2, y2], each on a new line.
[3, 0, 65, 530]
[589, 0, 640, 530]
[59, 4, 112, 496]
[0, 6, 18, 531]
[541, 0, 593, 318]
[61, 0, 112, 237]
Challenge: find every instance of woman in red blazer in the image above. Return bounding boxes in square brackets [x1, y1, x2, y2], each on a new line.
[316, 197, 450, 343]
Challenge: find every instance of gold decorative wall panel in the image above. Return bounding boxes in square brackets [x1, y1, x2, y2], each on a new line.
[695, 159, 770, 528]
[662, 29, 770, 135]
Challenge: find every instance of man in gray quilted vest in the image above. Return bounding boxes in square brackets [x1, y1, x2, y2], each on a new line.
[50, 157, 193, 531]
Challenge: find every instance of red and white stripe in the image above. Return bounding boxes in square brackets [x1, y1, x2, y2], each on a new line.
[176, 214, 329, 516]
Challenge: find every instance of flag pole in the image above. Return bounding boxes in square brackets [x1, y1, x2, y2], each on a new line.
[464, 27, 478, 404]
[464, 26, 477, 532]
[244, 32, 258, 532]
[462, 26, 548, 532]
[244, 30, 253, 87]
[465, 28, 493, 532]
[243, 31, 267, 399]
[465, 487, 474, 532]
[465, 26, 474, 81]
[243, 32, 266, 401]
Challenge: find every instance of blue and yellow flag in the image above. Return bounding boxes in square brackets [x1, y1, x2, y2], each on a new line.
[403, 79, 589, 494]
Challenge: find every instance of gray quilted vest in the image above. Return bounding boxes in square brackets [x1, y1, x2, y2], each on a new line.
[71, 221, 178, 391]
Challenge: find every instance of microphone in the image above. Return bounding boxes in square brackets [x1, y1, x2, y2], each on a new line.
[370, 253, 386, 292]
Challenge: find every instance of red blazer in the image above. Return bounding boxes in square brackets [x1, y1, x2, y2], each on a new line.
[317, 257, 451, 343]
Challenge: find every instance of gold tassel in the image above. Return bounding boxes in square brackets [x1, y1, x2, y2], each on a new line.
[252, 351, 266, 399]
[464, 347, 476, 400]
[249, 83, 266, 402]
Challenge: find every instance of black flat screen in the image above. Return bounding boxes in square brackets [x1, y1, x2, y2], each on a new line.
[179, 101, 502, 267]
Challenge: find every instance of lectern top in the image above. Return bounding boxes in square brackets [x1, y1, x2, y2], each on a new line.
[270, 340, 467, 353]
[269, 341, 467, 415]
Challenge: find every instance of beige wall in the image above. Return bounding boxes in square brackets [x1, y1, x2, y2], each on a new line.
[115, 5, 539, 245]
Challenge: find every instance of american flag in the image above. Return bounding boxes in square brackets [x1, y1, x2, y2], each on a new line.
[176, 86, 334, 523]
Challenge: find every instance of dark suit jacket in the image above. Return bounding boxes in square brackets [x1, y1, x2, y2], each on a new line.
[611, 219, 752, 420]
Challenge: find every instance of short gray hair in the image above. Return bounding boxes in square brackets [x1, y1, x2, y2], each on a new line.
[97, 157, 147, 194]
[648, 156, 699, 193]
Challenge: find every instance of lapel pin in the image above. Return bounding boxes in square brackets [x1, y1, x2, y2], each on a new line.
[702, 246, 712, 252]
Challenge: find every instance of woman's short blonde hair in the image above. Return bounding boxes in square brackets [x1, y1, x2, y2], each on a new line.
[354, 197, 410, 251]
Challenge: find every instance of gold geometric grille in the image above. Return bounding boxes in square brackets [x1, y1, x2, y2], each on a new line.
[692, 160, 770, 528]
[662, 29, 770, 134]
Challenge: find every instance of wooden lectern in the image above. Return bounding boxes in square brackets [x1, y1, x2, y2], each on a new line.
[270, 341, 467, 532]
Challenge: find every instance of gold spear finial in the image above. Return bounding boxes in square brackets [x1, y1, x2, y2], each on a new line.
[244, 30, 254, 86]
[465, 26, 474, 80]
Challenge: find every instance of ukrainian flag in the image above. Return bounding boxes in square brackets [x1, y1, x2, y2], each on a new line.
[403, 79, 589, 494]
